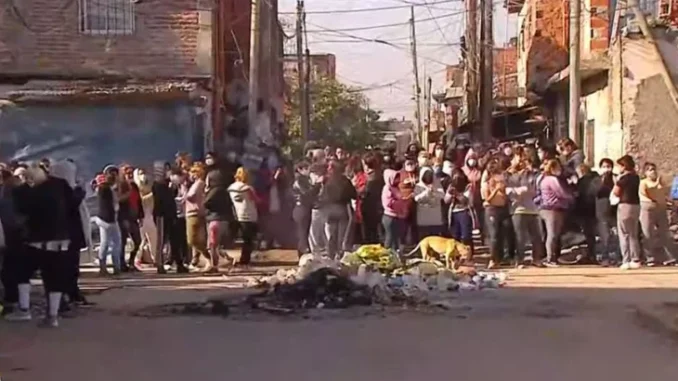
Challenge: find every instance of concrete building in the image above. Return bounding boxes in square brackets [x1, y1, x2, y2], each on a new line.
[283, 53, 337, 81]
[0, 0, 283, 178]
[521, 0, 678, 177]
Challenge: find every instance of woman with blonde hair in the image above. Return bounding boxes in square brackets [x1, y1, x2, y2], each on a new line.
[185, 162, 212, 272]
[228, 167, 260, 267]
[538, 159, 574, 267]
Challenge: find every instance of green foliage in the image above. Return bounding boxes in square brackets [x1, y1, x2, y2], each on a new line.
[284, 76, 385, 159]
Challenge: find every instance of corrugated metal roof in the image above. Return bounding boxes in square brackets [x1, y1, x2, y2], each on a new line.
[7, 81, 197, 99]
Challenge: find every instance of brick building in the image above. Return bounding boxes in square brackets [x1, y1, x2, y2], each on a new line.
[283, 53, 337, 81]
[493, 39, 519, 106]
[0, 0, 283, 178]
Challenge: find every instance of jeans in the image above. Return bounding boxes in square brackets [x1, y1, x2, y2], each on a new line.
[512, 213, 544, 261]
[617, 204, 641, 263]
[450, 210, 473, 244]
[293, 206, 312, 255]
[309, 209, 327, 254]
[95, 217, 122, 271]
[323, 204, 350, 259]
[596, 198, 618, 259]
[639, 202, 676, 263]
[119, 219, 142, 266]
[539, 209, 565, 262]
[382, 215, 403, 252]
[486, 206, 515, 263]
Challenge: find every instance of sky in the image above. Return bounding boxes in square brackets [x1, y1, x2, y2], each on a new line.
[278, 0, 518, 120]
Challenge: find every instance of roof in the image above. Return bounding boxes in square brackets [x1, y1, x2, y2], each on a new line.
[4, 80, 200, 103]
[542, 55, 611, 92]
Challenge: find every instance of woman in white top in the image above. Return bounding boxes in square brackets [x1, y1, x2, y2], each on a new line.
[227, 167, 259, 267]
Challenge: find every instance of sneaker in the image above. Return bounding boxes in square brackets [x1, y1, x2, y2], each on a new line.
[543, 261, 559, 268]
[629, 261, 641, 269]
[5, 309, 32, 322]
[177, 265, 190, 274]
[663, 259, 677, 266]
[39, 316, 59, 328]
[620, 262, 631, 270]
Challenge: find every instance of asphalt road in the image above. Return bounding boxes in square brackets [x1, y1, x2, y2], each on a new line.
[1, 262, 678, 381]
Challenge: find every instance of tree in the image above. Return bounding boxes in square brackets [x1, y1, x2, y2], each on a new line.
[284, 76, 385, 158]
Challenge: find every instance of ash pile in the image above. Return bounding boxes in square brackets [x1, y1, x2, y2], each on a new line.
[247, 246, 507, 314]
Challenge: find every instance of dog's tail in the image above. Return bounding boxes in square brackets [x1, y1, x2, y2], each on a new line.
[402, 242, 422, 258]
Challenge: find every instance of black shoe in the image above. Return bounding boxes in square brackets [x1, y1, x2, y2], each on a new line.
[177, 266, 189, 274]
[157, 268, 167, 275]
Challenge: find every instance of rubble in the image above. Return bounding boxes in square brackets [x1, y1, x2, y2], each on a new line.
[248, 246, 508, 315]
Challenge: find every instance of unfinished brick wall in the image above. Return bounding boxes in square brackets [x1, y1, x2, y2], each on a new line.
[0, 0, 206, 78]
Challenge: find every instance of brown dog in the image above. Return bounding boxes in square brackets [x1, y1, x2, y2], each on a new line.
[404, 236, 472, 269]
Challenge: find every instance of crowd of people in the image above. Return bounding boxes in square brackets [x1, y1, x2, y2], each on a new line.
[292, 139, 678, 271]
[0, 136, 677, 327]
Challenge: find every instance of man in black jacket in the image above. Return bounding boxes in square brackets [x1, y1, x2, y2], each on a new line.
[5, 162, 76, 328]
[204, 154, 235, 272]
[360, 152, 384, 244]
[574, 163, 601, 265]
[152, 161, 185, 274]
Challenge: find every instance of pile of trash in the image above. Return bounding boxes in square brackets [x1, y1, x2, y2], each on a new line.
[250, 245, 507, 313]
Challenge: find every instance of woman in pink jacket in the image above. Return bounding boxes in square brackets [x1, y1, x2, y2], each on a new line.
[382, 169, 408, 252]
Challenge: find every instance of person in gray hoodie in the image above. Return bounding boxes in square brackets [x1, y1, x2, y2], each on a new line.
[506, 155, 544, 267]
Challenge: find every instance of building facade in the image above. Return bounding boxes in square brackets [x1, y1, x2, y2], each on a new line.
[0, 0, 283, 178]
[283, 53, 337, 81]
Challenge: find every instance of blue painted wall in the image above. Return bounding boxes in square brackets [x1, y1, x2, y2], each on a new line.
[0, 102, 203, 182]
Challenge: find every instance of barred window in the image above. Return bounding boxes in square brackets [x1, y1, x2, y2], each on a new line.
[79, 0, 135, 35]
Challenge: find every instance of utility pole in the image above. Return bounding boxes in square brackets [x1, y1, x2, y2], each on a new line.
[296, 0, 309, 143]
[465, 0, 479, 124]
[628, 0, 678, 110]
[479, 0, 493, 142]
[423, 76, 432, 148]
[305, 47, 311, 129]
[248, 0, 262, 127]
[410, 6, 422, 142]
[568, 0, 581, 143]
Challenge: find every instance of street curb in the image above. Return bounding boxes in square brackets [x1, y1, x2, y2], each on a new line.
[633, 307, 678, 342]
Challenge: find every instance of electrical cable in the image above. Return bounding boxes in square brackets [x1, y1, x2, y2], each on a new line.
[280, 0, 460, 15]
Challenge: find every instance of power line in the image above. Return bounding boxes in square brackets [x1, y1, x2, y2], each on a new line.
[304, 10, 464, 32]
[279, 0, 460, 14]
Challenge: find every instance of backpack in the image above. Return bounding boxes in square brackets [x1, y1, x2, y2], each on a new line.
[671, 176, 678, 200]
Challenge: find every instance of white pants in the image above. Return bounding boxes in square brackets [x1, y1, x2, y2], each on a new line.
[139, 216, 158, 264]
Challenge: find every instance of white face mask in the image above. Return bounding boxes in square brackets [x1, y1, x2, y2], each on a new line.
[600, 167, 612, 174]
[538, 152, 545, 160]
[435, 149, 444, 157]
[205, 158, 215, 166]
[503, 148, 513, 156]
[467, 159, 477, 167]
[417, 157, 428, 167]
[299, 169, 310, 177]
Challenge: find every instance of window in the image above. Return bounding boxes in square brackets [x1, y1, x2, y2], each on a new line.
[79, 0, 135, 35]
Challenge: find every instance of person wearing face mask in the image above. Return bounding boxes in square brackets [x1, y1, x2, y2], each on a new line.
[613, 155, 642, 270]
[538, 159, 574, 267]
[360, 153, 385, 244]
[573, 163, 602, 265]
[433, 143, 445, 169]
[445, 169, 474, 252]
[183, 163, 211, 271]
[405, 143, 419, 161]
[308, 164, 328, 254]
[481, 159, 514, 269]
[506, 155, 544, 268]
[134, 168, 158, 266]
[417, 151, 430, 170]
[155, 163, 184, 274]
[596, 158, 618, 263]
[204, 158, 235, 271]
[5, 162, 77, 327]
[94, 171, 121, 276]
[292, 161, 315, 256]
[557, 138, 585, 183]
[414, 167, 445, 238]
[400, 158, 418, 246]
[382, 169, 408, 252]
[463, 150, 484, 240]
[118, 165, 143, 272]
[639, 162, 677, 266]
